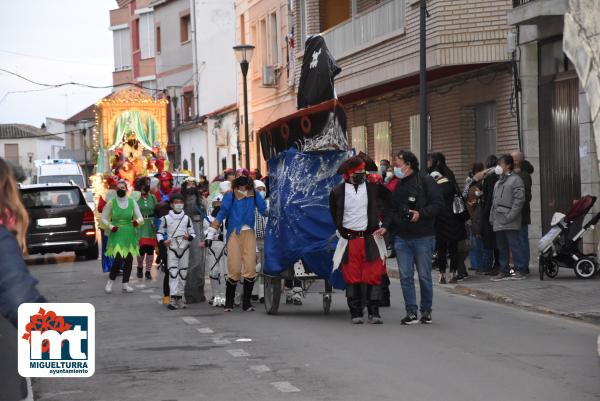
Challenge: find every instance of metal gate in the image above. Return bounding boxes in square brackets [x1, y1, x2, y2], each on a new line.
[539, 76, 580, 233]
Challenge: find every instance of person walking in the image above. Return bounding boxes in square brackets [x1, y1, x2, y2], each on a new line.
[134, 176, 158, 280]
[380, 150, 443, 325]
[97, 174, 120, 273]
[511, 150, 534, 274]
[182, 177, 208, 303]
[464, 163, 491, 274]
[331, 155, 390, 324]
[207, 176, 267, 312]
[204, 194, 227, 307]
[157, 193, 196, 309]
[489, 155, 527, 281]
[475, 155, 500, 275]
[101, 179, 144, 294]
[430, 171, 468, 284]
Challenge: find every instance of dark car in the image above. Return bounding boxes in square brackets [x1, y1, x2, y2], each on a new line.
[19, 183, 99, 260]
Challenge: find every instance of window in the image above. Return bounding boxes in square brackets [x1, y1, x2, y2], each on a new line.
[113, 27, 132, 71]
[475, 102, 497, 162]
[183, 159, 189, 170]
[269, 11, 279, 65]
[373, 121, 391, 164]
[180, 14, 191, 43]
[155, 25, 161, 53]
[198, 156, 205, 176]
[409, 114, 431, 160]
[191, 152, 196, 176]
[232, 154, 237, 170]
[260, 19, 268, 68]
[4, 143, 18, 164]
[138, 12, 155, 59]
[351, 126, 367, 154]
[182, 91, 194, 121]
[20, 188, 83, 209]
[221, 157, 227, 172]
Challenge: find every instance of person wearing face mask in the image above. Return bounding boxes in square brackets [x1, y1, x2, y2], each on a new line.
[134, 176, 158, 280]
[101, 180, 145, 294]
[379, 159, 391, 180]
[203, 194, 227, 307]
[157, 193, 196, 309]
[207, 176, 267, 312]
[378, 150, 443, 325]
[330, 155, 390, 324]
[98, 174, 120, 273]
[181, 177, 208, 303]
[489, 154, 527, 281]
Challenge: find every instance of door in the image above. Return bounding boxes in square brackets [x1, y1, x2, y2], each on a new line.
[475, 102, 497, 163]
[4, 143, 19, 164]
[539, 76, 580, 233]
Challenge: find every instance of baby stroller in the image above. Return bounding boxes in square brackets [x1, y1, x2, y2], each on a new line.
[538, 195, 600, 279]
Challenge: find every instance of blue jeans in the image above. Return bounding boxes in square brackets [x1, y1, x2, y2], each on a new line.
[518, 224, 531, 273]
[495, 230, 528, 274]
[393, 236, 435, 314]
[468, 230, 493, 271]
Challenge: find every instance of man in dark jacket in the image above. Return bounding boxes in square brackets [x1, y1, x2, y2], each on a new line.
[511, 150, 534, 274]
[330, 155, 390, 324]
[378, 150, 443, 325]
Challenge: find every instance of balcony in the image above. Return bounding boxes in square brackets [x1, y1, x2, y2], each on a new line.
[508, 0, 568, 25]
[321, 0, 405, 60]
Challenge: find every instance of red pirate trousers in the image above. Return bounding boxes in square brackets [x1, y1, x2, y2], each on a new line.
[341, 237, 386, 285]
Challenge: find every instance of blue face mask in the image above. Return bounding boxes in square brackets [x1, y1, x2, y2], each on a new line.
[258, 191, 266, 199]
[393, 166, 405, 179]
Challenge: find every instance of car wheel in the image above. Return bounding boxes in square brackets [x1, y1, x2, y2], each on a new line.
[85, 243, 100, 260]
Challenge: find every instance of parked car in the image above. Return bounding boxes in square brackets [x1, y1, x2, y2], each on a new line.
[19, 183, 99, 260]
[33, 159, 86, 189]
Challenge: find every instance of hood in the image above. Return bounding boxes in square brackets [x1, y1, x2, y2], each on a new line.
[521, 160, 534, 174]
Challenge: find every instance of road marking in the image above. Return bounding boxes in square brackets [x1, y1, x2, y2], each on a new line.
[271, 381, 300, 393]
[213, 338, 231, 345]
[157, 301, 163, 305]
[236, 338, 252, 342]
[250, 364, 271, 373]
[227, 349, 250, 357]
[181, 316, 200, 325]
[197, 327, 214, 334]
[597, 335, 600, 357]
[149, 295, 162, 299]
[141, 289, 154, 293]
[135, 284, 146, 289]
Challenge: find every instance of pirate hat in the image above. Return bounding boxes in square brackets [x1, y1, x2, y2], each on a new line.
[357, 152, 378, 172]
[337, 155, 366, 178]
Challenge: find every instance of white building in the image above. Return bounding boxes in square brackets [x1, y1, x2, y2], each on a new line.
[0, 124, 64, 182]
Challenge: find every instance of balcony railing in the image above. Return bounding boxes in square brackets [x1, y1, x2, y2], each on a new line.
[321, 0, 405, 60]
[513, 0, 536, 6]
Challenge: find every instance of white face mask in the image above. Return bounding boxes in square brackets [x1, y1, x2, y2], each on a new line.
[494, 165, 503, 176]
[173, 204, 184, 213]
[238, 190, 248, 197]
[385, 171, 393, 179]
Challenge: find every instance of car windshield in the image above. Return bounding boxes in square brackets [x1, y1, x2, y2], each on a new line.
[21, 188, 83, 209]
[38, 175, 85, 188]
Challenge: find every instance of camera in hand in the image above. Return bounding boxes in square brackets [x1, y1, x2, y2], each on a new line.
[402, 196, 417, 221]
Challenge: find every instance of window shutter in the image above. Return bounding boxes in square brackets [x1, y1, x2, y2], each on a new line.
[351, 126, 367, 154]
[373, 121, 391, 163]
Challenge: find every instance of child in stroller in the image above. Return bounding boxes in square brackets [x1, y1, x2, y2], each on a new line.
[538, 195, 600, 279]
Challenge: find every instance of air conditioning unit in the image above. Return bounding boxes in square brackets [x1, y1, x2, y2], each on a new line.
[262, 65, 278, 87]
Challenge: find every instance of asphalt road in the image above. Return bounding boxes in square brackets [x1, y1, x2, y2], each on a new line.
[23, 254, 600, 401]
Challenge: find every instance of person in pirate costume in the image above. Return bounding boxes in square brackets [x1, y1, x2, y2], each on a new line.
[134, 176, 158, 280]
[102, 179, 145, 294]
[157, 193, 196, 310]
[329, 154, 390, 324]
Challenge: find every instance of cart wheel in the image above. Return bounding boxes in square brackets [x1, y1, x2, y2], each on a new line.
[264, 275, 282, 315]
[574, 258, 596, 279]
[545, 260, 559, 278]
[538, 256, 545, 281]
[323, 293, 332, 315]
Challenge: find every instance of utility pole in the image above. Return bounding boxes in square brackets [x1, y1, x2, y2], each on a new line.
[419, 0, 428, 168]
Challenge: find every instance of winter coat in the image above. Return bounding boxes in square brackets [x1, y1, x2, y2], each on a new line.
[215, 191, 267, 241]
[434, 177, 467, 242]
[490, 172, 525, 232]
[480, 173, 498, 248]
[516, 160, 534, 226]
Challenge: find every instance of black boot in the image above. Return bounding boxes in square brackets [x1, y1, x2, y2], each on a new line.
[346, 284, 363, 324]
[224, 279, 237, 312]
[367, 285, 383, 324]
[137, 267, 143, 278]
[242, 278, 256, 311]
[380, 274, 391, 307]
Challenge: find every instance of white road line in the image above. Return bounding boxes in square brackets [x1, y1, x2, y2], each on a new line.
[181, 316, 200, 325]
[197, 327, 214, 334]
[236, 338, 252, 342]
[141, 289, 154, 293]
[250, 364, 271, 373]
[226, 349, 250, 357]
[212, 338, 231, 345]
[271, 381, 300, 393]
[135, 284, 146, 289]
[149, 295, 162, 299]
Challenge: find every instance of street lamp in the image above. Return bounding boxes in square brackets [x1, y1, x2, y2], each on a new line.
[233, 44, 255, 170]
[78, 120, 90, 187]
[167, 86, 180, 167]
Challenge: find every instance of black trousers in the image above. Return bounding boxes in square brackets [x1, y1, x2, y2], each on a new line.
[436, 239, 458, 274]
[109, 254, 133, 283]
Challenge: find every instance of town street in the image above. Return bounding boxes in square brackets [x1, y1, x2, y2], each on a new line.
[27, 254, 600, 401]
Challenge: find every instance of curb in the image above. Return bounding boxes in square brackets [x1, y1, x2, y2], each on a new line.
[386, 267, 600, 326]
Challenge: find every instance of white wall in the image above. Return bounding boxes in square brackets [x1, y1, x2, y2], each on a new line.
[179, 125, 210, 178]
[0, 137, 61, 182]
[194, 0, 237, 115]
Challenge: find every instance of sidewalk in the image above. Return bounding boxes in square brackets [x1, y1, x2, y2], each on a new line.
[386, 260, 600, 326]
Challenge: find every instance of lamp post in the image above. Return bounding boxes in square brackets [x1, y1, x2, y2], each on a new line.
[419, 0, 429, 168]
[167, 86, 180, 168]
[233, 44, 255, 170]
[78, 119, 90, 187]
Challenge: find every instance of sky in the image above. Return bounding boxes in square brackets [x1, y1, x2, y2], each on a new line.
[0, 0, 115, 127]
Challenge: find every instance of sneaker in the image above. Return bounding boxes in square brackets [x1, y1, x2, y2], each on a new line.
[167, 298, 178, 310]
[136, 267, 143, 278]
[208, 296, 215, 305]
[400, 313, 419, 325]
[420, 311, 432, 324]
[351, 317, 364, 324]
[491, 272, 512, 282]
[104, 280, 114, 294]
[259, 297, 265, 304]
[448, 275, 458, 284]
[145, 271, 152, 280]
[457, 274, 469, 282]
[512, 272, 527, 280]
[292, 293, 303, 305]
[368, 315, 383, 324]
[439, 275, 447, 284]
[122, 283, 135, 293]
